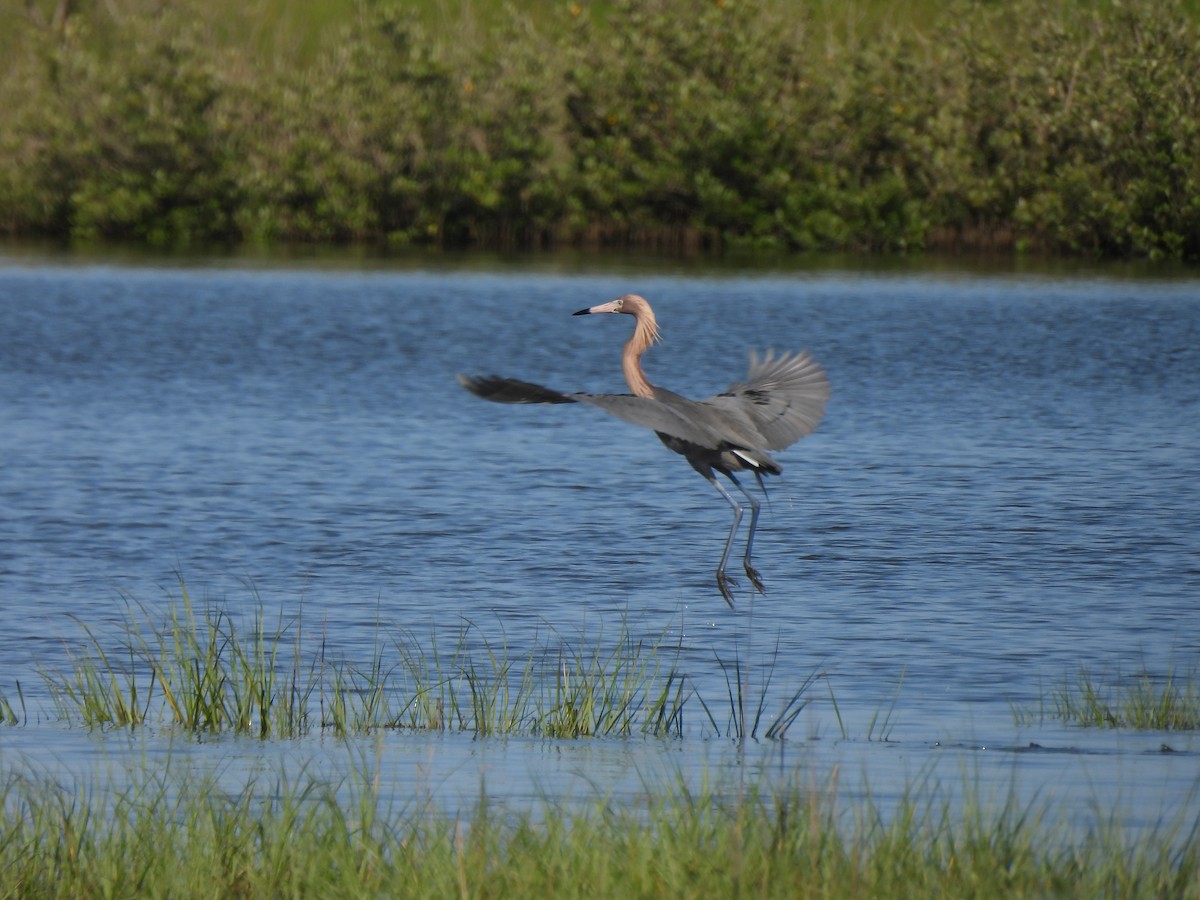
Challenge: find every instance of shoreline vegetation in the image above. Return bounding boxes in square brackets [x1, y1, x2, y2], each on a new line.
[3, 759, 1198, 898]
[1, 0, 1198, 260]
[3, 592, 1199, 894]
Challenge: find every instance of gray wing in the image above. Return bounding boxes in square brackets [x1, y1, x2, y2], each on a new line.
[704, 350, 830, 450]
[457, 374, 575, 405]
[574, 389, 753, 449]
[459, 373, 751, 449]
[459, 349, 829, 452]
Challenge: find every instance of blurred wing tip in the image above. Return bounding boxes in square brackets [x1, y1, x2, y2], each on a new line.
[457, 373, 488, 395]
[458, 374, 576, 405]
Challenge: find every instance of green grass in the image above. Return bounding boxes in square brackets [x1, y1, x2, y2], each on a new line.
[1015, 666, 1200, 730]
[42, 589, 315, 736]
[711, 637, 819, 741]
[1, 755, 1197, 898]
[31, 582, 819, 741]
[30, 587, 1200, 742]
[10, 585, 1200, 893]
[0, 681, 23, 725]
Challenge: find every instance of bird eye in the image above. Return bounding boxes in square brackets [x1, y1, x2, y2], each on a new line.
[614, 298, 624, 308]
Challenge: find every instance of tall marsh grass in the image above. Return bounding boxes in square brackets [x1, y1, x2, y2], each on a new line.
[712, 638, 818, 741]
[32, 584, 812, 741]
[1016, 666, 1200, 731]
[0, 682, 23, 726]
[2, 756, 1197, 898]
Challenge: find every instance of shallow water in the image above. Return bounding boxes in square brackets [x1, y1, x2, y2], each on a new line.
[1, 254, 1197, 831]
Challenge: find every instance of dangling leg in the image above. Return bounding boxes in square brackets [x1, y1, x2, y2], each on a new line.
[707, 475, 744, 607]
[725, 472, 765, 595]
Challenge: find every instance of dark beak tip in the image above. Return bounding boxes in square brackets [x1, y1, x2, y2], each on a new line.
[572, 308, 590, 316]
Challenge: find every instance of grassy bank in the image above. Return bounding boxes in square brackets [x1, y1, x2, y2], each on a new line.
[2, 757, 1197, 898]
[4, 587, 1199, 894]
[1, 0, 1197, 259]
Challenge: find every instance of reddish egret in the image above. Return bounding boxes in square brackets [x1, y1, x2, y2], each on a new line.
[458, 293, 829, 606]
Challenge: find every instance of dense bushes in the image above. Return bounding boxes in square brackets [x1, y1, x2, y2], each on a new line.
[934, 3, 1200, 258]
[0, 0, 1197, 258]
[0, 19, 242, 244]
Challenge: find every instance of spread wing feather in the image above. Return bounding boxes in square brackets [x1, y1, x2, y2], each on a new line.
[458, 349, 829, 454]
[705, 349, 830, 450]
[456, 374, 575, 405]
[459, 374, 739, 449]
[576, 388, 753, 449]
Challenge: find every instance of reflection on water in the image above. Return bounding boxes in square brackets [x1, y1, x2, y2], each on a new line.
[1, 251, 1198, 835]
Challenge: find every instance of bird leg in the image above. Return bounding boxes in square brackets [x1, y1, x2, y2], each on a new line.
[708, 475, 745, 607]
[725, 473, 766, 595]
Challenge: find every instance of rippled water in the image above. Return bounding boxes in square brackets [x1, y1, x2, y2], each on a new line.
[1, 256, 1197, 830]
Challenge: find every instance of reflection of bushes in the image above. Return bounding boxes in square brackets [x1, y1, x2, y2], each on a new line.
[1, 0, 1197, 258]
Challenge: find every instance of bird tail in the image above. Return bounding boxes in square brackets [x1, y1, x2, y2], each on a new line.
[752, 468, 773, 510]
[457, 374, 577, 405]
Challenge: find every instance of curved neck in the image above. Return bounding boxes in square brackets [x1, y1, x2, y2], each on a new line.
[621, 310, 660, 398]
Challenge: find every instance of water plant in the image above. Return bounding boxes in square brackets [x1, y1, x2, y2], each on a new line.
[43, 617, 150, 728]
[539, 625, 688, 738]
[1016, 666, 1200, 731]
[0, 682, 23, 726]
[823, 670, 905, 742]
[864, 667, 905, 742]
[46, 589, 319, 737]
[711, 638, 821, 742]
[31, 584, 795, 741]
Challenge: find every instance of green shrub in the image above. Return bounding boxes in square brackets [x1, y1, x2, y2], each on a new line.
[0, 16, 242, 246]
[933, 0, 1200, 257]
[561, 0, 824, 249]
[1, 0, 1197, 257]
[234, 7, 564, 246]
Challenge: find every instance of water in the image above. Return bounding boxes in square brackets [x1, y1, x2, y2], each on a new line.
[1, 255, 1198, 832]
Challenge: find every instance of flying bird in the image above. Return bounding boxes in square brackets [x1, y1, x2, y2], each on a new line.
[458, 293, 829, 606]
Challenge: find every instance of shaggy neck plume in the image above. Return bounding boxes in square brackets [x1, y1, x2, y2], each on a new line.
[621, 300, 660, 398]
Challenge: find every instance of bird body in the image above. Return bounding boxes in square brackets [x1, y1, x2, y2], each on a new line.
[459, 293, 829, 606]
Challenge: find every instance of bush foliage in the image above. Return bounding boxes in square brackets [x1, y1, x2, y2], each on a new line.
[1, 0, 1197, 258]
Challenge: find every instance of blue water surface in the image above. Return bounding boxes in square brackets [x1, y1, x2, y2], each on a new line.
[1, 256, 1197, 831]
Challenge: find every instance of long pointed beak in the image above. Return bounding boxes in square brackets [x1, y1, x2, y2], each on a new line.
[573, 299, 622, 316]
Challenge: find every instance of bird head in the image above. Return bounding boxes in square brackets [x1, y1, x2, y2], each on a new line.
[573, 293, 645, 317]
[572, 294, 661, 344]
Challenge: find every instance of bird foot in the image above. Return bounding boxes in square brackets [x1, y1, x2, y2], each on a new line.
[744, 563, 766, 596]
[716, 570, 736, 608]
